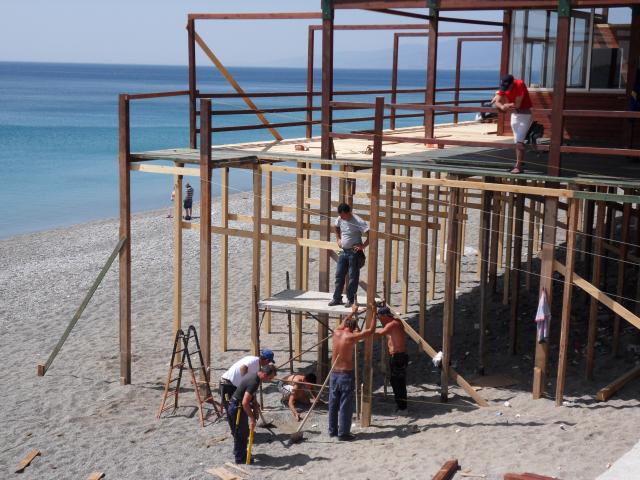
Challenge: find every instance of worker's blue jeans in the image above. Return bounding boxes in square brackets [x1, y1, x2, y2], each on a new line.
[332, 249, 360, 303]
[328, 371, 354, 437]
[227, 400, 249, 464]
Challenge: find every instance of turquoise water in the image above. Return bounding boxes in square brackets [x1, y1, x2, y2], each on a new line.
[0, 62, 498, 238]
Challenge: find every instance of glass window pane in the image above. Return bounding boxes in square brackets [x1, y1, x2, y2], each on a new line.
[568, 12, 590, 87]
[589, 7, 631, 89]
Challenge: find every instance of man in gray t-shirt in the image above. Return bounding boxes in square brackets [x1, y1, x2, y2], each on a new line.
[328, 203, 369, 308]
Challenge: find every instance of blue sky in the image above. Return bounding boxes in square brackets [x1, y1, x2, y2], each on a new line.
[0, 1, 501, 68]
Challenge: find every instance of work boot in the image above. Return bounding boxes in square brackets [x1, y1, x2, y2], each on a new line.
[328, 297, 343, 307]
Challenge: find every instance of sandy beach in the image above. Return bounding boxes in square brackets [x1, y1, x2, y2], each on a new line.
[2, 180, 639, 480]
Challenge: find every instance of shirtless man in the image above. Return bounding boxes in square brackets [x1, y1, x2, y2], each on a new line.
[375, 305, 408, 412]
[278, 372, 317, 421]
[328, 306, 376, 440]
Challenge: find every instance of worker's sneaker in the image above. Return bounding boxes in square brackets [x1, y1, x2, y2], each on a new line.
[338, 433, 357, 441]
[328, 298, 343, 307]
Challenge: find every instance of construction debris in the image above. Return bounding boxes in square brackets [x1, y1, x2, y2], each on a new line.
[15, 449, 40, 473]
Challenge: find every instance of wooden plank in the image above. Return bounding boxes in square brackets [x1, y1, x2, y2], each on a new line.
[509, 190, 525, 355]
[554, 261, 640, 331]
[429, 174, 440, 302]
[442, 182, 460, 402]
[194, 32, 282, 141]
[295, 163, 305, 356]
[205, 467, 241, 480]
[220, 168, 229, 352]
[612, 201, 632, 357]
[173, 164, 183, 359]
[478, 188, 492, 374]
[502, 190, 514, 305]
[555, 198, 580, 406]
[265, 170, 273, 333]
[586, 200, 606, 380]
[118, 94, 131, 385]
[432, 459, 459, 480]
[251, 166, 262, 356]
[488, 191, 501, 295]
[420, 173, 430, 332]
[258, 290, 369, 316]
[504, 474, 558, 480]
[130, 163, 201, 177]
[384, 168, 394, 306]
[525, 197, 535, 292]
[401, 170, 413, 314]
[15, 449, 40, 473]
[533, 196, 558, 399]
[596, 365, 640, 402]
[87, 472, 105, 480]
[199, 100, 213, 371]
[361, 97, 384, 428]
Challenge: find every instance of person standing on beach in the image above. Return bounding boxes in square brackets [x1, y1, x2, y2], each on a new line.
[375, 305, 408, 412]
[184, 182, 194, 220]
[329, 306, 375, 441]
[328, 203, 369, 308]
[227, 364, 277, 464]
[219, 350, 275, 413]
[493, 74, 533, 174]
[167, 188, 175, 218]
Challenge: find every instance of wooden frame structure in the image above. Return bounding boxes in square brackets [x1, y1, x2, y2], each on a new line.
[118, 2, 640, 430]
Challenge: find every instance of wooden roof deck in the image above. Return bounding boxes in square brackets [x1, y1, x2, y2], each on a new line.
[130, 121, 640, 189]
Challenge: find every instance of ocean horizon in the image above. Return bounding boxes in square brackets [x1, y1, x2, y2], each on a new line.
[0, 61, 498, 239]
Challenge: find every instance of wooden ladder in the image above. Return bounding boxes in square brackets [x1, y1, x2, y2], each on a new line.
[157, 326, 223, 427]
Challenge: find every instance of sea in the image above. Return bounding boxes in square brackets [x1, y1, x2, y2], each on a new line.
[0, 62, 498, 238]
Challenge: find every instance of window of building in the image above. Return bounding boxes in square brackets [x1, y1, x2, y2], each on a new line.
[509, 7, 632, 91]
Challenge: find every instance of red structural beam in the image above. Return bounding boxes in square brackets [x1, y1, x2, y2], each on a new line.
[333, 0, 638, 10]
[188, 12, 322, 20]
[124, 90, 190, 100]
[366, 8, 506, 27]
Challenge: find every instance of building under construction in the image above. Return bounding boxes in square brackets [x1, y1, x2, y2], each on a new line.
[116, 1, 640, 427]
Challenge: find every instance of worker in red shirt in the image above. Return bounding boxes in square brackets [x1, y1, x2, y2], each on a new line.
[494, 74, 533, 174]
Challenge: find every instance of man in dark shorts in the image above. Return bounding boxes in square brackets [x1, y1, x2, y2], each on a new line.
[183, 182, 194, 220]
[227, 364, 277, 464]
[375, 305, 408, 412]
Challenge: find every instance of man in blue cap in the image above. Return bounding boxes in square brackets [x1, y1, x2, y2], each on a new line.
[219, 349, 275, 413]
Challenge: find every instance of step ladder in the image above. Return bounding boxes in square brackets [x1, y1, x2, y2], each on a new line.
[157, 325, 223, 427]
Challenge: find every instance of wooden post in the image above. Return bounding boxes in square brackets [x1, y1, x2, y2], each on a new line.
[286, 272, 294, 374]
[318, 0, 334, 382]
[509, 189, 525, 355]
[302, 169, 311, 293]
[424, 1, 439, 138]
[488, 191, 501, 294]
[525, 196, 535, 292]
[220, 167, 229, 352]
[265, 170, 273, 333]
[295, 163, 305, 356]
[586, 199, 606, 380]
[187, 19, 197, 149]
[429, 174, 440, 301]
[392, 184, 400, 285]
[532, 196, 558, 399]
[612, 201, 631, 357]
[625, 7, 640, 148]
[401, 171, 413, 314]
[497, 9, 512, 136]
[419, 172, 429, 337]
[251, 165, 263, 356]
[384, 170, 394, 306]
[306, 27, 315, 139]
[556, 198, 580, 406]
[442, 182, 460, 402]
[497, 193, 506, 270]
[453, 38, 462, 125]
[390, 33, 399, 130]
[361, 96, 384, 427]
[173, 164, 183, 359]
[478, 188, 492, 375]
[199, 99, 212, 371]
[118, 94, 131, 385]
[502, 191, 515, 305]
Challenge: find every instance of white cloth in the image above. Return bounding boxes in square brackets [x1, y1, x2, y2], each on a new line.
[510, 112, 533, 143]
[535, 289, 551, 343]
[335, 214, 369, 249]
[278, 380, 293, 397]
[221, 355, 260, 387]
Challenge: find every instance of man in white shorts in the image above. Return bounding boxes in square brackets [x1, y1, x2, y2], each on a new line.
[494, 74, 533, 174]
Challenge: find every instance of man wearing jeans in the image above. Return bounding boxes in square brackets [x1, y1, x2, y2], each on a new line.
[328, 203, 369, 308]
[328, 307, 375, 440]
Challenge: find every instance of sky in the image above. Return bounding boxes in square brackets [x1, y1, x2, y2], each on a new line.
[0, 1, 502, 68]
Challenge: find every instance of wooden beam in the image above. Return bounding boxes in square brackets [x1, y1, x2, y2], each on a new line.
[194, 32, 283, 141]
[431, 459, 459, 480]
[188, 18, 197, 149]
[509, 189, 525, 355]
[251, 165, 262, 356]
[586, 200, 606, 380]
[478, 188, 492, 374]
[361, 96, 384, 427]
[488, 191, 501, 294]
[502, 190, 514, 305]
[384, 169, 394, 306]
[424, 1, 439, 138]
[429, 175, 440, 302]
[555, 197, 580, 406]
[173, 164, 183, 360]
[442, 180, 460, 402]
[419, 172, 430, 333]
[118, 94, 131, 385]
[265, 170, 273, 333]
[295, 163, 305, 357]
[199, 99, 213, 371]
[596, 365, 640, 402]
[612, 201, 632, 357]
[532, 195, 558, 399]
[220, 167, 229, 352]
[401, 170, 413, 314]
[497, 9, 511, 136]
